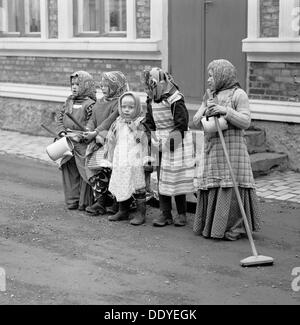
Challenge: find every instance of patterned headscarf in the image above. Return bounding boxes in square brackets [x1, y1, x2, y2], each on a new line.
[141, 67, 180, 103]
[70, 71, 97, 102]
[207, 59, 240, 95]
[101, 71, 129, 100]
[118, 92, 143, 122]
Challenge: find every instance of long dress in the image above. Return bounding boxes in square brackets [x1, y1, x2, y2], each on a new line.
[193, 88, 261, 240]
[85, 97, 119, 181]
[56, 97, 95, 209]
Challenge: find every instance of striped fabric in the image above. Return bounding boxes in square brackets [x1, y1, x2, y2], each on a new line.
[152, 101, 195, 196]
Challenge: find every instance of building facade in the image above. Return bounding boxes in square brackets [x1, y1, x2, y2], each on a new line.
[243, 0, 300, 170]
[0, 0, 166, 136]
[0, 0, 299, 170]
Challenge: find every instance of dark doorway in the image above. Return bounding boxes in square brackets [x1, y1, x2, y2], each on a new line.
[168, 0, 247, 102]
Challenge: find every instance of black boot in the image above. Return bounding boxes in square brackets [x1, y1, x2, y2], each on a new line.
[108, 200, 130, 222]
[106, 198, 119, 215]
[130, 199, 146, 226]
[86, 195, 106, 216]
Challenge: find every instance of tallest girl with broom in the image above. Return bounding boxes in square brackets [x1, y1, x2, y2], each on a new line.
[193, 59, 261, 241]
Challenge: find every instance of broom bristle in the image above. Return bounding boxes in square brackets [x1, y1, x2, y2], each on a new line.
[240, 255, 274, 267]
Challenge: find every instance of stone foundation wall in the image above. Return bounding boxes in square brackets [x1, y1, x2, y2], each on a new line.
[1, 98, 300, 171]
[252, 120, 300, 171]
[0, 97, 60, 137]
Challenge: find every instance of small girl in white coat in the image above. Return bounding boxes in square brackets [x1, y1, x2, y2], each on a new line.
[106, 92, 151, 226]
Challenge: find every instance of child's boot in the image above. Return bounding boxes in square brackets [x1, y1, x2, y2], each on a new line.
[130, 199, 146, 226]
[108, 200, 129, 221]
[173, 213, 187, 227]
[86, 195, 106, 216]
[152, 210, 173, 227]
[106, 198, 119, 215]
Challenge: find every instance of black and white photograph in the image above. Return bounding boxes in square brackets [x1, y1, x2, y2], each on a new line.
[0, 0, 299, 308]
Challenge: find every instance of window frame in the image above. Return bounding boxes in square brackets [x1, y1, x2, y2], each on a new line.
[0, 0, 41, 38]
[73, 0, 128, 38]
[243, 0, 300, 61]
[242, 0, 300, 122]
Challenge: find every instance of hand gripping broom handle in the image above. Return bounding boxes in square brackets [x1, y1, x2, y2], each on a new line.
[214, 117, 258, 257]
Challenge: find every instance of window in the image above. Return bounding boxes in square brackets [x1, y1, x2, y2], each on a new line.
[0, 0, 41, 37]
[73, 0, 127, 37]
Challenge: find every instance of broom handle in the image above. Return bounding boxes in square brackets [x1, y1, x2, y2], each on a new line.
[214, 117, 258, 257]
[41, 124, 58, 138]
[65, 112, 87, 132]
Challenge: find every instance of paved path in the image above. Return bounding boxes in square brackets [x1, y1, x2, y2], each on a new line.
[1, 129, 300, 204]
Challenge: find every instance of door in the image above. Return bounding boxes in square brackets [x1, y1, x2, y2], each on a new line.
[168, 0, 204, 102]
[204, 0, 247, 90]
[168, 0, 247, 101]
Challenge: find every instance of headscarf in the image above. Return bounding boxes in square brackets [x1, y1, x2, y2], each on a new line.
[105, 92, 144, 157]
[141, 67, 180, 103]
[118, 92, 143, 122]
[207, 59, 240, 95]
[101, 71, 129, 100]
[70, 71, 97, 102]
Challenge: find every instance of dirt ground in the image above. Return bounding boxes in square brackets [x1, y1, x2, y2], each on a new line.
[0, 153, 299, 305]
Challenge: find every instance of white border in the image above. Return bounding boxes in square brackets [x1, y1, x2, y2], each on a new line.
[0, 38, 162, 60]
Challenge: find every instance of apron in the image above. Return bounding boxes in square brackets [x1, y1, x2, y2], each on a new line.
[152, 100, 195, 196]
[109, 122, 146, 202]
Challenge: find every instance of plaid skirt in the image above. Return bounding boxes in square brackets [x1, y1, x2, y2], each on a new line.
[193, 187, 261, 240]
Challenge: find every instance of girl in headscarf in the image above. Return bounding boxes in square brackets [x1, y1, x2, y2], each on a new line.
[142, 67, 195, 227]
[193, 59, 261, 241]
[106, 92, 151, 226]
[56, 71, 96, 210]
[84, 71, 129, 216]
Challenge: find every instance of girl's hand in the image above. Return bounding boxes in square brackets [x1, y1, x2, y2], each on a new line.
[193, 110, 203, 125]
[83, 131, 97, 141]
[193, 103, 206, 126]
[206, 100, 227, 117]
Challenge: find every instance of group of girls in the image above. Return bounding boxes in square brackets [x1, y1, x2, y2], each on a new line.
[55, 59, 261, 241]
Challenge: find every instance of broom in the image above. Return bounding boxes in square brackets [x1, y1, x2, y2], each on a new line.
[41, 124, 59, 138]
[209, 91, 274, 267]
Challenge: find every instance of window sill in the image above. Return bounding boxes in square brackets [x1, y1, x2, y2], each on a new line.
[0, 82, 147, 103]
[0, 38, 162, 60]
[243, 38, 300, 62]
